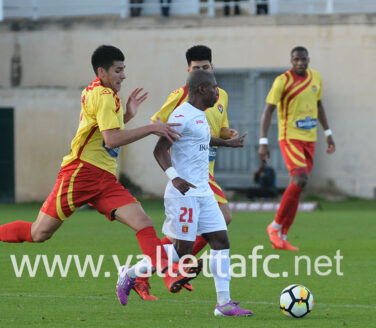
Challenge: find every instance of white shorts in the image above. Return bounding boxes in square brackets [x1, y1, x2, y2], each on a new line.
[162, 195, 227, 242]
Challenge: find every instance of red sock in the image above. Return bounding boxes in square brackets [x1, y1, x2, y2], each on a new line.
[282, 198, 301, 236]
[136, 226, 169, 273]
[275, 183, 303, 230]
[0, 221, 33, 243]
[191, 235, 207, 256]
[161, 236, 172, 245]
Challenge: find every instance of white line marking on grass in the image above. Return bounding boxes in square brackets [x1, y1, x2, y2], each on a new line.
[1, 293, 375, 310]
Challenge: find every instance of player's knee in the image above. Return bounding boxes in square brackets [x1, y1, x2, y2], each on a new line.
[210, 235, 230, 250]
[293, 174, 308, 189]
[137, 215, 154, 229]
[176, 245, 193, 258]
[31, 230, 53, 243]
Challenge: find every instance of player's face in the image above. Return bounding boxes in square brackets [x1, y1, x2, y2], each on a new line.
[204, 78, 219, 108]
[290, 51, 309, 76]
[188, 60, 213, 73]
[99, 61, 126, 93]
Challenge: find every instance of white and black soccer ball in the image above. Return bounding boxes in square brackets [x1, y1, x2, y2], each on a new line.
[279, 284, 314, 318]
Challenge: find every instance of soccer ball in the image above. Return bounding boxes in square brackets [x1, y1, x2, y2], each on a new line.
[279, 284, 314, 318]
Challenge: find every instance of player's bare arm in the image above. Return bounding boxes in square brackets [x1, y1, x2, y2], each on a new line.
[220, 127, 239, 139]
[124, 88, 148, 124]
[102, 122, 182, 149]
[317, 100, 336, 154]
[210, 133, 247, 148]
[258, 103, 276, 162]
[154, 136, 196, 195]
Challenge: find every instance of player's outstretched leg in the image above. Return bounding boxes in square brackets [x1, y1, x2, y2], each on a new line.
[0, 221, 33, 242]
[0, 213, 62, 243]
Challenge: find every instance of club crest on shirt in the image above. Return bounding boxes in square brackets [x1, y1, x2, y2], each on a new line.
[312, 85, 317, 92]
[217, 104, 224, 113]
[182, 225, 189, 233]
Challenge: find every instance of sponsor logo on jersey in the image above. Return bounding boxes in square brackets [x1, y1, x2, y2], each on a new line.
[182, 225, 189, 233]
[295, 116, 318, 130]
[196, 120, 204, 124]
[102, 141, 120, 158]
[312, 85, 317, 92]
[172, 88, 180, 94]
[175, 114, 184, 118]
[209, 147, 217, 162]
[217, 104, 224, 113]
[200, 144, 209, 151]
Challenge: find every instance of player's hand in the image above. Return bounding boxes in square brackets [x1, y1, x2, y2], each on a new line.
[225, 132, 247, 148]
[172, 177, 197, 195]
[228, 128, 239, 139]
[152, 117, 182, 144]
[258, 144, 270, 163]
[326, 135, 336, 154]
[125, 88, 148, 121]
[220, 127, 239, 139]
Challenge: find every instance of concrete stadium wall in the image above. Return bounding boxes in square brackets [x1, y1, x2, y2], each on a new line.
[0, 14, 375, 201]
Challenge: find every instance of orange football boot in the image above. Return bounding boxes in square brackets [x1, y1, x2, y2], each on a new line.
[267, 223, 283, 248]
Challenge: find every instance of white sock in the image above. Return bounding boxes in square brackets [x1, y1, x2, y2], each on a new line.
[125, 244, 180, 278]
[272, 220, 282, 230]
[163, 244, 180, 262]
[126, 257, 151, 278]
[217, 291, 231, 306]
[210, 249, 231, 306]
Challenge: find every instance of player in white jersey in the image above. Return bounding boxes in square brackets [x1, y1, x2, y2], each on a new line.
[121, 71, 252, 315]
[154, 70, 253, 316]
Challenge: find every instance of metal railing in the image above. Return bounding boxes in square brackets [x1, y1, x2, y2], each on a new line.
[2, 0, 376, 21]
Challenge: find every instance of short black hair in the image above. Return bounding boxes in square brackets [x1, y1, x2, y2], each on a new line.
[186, 70, 215, 95]
[91, 45, 125, 75]
[185, 45, 212, 65]
[291, 46, 309, 57]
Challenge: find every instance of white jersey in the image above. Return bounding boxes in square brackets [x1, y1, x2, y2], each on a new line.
[164, 102, 213, 198]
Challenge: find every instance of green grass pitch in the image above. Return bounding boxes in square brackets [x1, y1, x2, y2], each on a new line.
[0, 199, 375, 327]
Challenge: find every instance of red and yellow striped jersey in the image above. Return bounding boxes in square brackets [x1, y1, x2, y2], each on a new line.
[266, 68, 322, 142]
[61, 78, 124, 175]
[151, 85, 229, 175]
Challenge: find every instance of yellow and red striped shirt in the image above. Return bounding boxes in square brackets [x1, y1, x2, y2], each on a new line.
[61, 78, 124, 175]
[266, 68, 322, 142]
[151, 85, 229, 176]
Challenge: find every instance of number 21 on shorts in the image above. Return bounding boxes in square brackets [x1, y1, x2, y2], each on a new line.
[179, 207, 193, 223]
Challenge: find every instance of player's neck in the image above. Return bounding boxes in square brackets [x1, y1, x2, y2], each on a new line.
[290, 68, 308, 78]
[187, 98, 206, 111]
